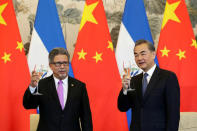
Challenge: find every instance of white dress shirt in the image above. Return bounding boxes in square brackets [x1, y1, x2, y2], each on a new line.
[29, 75, 68, 107]
[123, 64, 156, 95]
[143, 64, 156, 84]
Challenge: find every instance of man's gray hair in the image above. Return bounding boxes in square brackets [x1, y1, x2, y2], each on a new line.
[135, 39, 155, 52]
[48, 47, 70, 63]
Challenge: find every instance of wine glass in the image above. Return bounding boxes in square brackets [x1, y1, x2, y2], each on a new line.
[123, 61, 135, 91]
[33, 65, 48, 95]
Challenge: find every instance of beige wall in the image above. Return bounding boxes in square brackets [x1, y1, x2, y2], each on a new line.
[14, 0, 197, 59]
[30, 113, 197, 131]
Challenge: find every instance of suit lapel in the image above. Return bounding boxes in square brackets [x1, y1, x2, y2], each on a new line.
[143, 67, 160, 101]
[49, 76, 77, 111]
[48, 75, 64, 110]
[64, 76, 75, 110]
[134, 73, 143, 102]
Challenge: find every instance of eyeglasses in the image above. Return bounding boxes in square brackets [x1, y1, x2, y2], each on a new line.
[51, 61, 69, 67]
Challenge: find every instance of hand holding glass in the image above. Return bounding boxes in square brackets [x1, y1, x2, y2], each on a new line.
[123, 62, 135, 91]
[32, 65, 48, 95]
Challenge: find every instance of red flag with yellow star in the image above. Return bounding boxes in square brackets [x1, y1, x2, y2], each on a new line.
[72, 0, 128, 130]
[157, 0, 197, 112]
[0, 0, 35, 130]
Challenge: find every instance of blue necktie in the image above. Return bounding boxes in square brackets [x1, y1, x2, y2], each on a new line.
[142, 73, 148, 96]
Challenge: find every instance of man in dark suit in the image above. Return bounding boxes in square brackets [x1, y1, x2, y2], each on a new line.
[23, 48, 93, 131]
[118, 40, 180, 131]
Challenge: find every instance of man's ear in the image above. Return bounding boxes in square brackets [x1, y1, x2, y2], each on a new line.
[152, 51, 156, 58]
[49, 64, 52, 69]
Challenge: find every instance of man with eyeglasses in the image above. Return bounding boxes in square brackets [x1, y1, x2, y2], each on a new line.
[23, 47, 93, 131]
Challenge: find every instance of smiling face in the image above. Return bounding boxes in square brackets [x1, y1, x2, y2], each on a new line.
[134, 43, 156, 72]
[49, 54, 69, 80]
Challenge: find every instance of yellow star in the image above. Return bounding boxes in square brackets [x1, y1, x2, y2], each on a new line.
[107, 41, 113, 51]
[176, 49, 186, 60]
[92, 51, 102, 63]
[191, 39, 197, 49]
[16, 41, 24, 52]
[0, 3, 8, 26]
[160, 46, 170, 57]
[161, 1, 181, 29]
[77, 49, 87, 60]
[79, 1, 99, 31]
[2, 52, 11, 63]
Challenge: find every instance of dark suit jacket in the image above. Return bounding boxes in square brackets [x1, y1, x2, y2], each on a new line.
[23, 75, 93, 131]
[118, 66, 180, 131]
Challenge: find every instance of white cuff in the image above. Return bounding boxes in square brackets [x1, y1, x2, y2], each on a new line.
[123, 89, 127, 95]
[29, 86, 37, 94]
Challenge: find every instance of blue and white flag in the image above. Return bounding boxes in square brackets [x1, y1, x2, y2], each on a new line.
[28, 0, 74, 77]
[115, 0, 156, 127]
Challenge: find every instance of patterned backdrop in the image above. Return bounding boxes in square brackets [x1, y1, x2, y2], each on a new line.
[14, 0, 197, 130]
[13, 0, 197, 58]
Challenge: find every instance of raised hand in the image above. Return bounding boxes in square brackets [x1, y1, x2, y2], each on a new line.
[30, 71, 41, 87]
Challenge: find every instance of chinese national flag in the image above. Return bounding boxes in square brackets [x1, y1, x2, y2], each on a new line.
[157, 0, 197, 112]
[0, 0, 35, 130]
[72, 0, 128, 130]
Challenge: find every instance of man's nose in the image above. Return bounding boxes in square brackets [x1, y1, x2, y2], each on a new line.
[60, 64, 66, 68]
[137, 55, 143, 60]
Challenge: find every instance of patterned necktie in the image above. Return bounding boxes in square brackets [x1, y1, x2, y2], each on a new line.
[57, 80, 64, 109]
[142, 73, 148, 96]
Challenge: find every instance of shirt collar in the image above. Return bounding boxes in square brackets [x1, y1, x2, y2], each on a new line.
[53, 75, 68, 88]
[143, 64, 156, 77]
